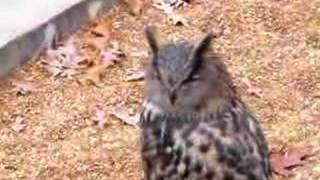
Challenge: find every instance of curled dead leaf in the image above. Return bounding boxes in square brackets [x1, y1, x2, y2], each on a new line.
[100, 51, 120, 67]
[41, 36, 85, 78]
[93, 109, 107, 129]
[87, 37, 108, 51]
[108, 106, 140, 126]
[10, 116, 26, 132]
[78, 64, 106, 86]
[242, 77, 263, 97]
[11, 80, 40, 95]
[152, 0, 189, 26]
[108, 41, 125, 57]
[126, 69, 145, 81]
[271, 145, 313, 176]
[300, 110, 320, 126]
[77, 48, 122, 86]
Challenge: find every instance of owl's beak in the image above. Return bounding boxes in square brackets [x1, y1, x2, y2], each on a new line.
[169, 89, 177, 105]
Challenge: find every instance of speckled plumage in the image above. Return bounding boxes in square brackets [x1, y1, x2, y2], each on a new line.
[139, 26, 272, 180]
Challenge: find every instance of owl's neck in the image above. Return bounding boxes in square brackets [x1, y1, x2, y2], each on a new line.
[140, 96, 239, 125]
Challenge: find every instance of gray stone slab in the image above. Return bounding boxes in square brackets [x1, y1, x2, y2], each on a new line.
[0, 0, 118, 77]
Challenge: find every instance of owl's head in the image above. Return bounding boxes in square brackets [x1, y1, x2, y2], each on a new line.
[144, 26, 235, 114]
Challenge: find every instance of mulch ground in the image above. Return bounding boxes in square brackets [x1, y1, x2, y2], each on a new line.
[0, 0, 320, 179]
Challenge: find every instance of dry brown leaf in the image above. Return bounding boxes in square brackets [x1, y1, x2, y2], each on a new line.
[91, 19, 113, 39]
[307, 113, 320, 125]
[10, 116, 26, 132]
[300, 110, 320, 126]
[243, 77, 263, 97]
[100, 51, 120, 67]
[124, 0, 144, 15]
[108, 41, 125, 57]
[44, 64, 62, 77]
[11, 80, 40, 95]
[78, 42, 122, 86]
[78, 65, 106, 86]
[60, 69, 79, 78]
[93, 109, 107, 129]
[87, 37, 108, 51]
[126, 69, 145, 81]
[153, 0, 189, 26]
[108, 107, 140, 126]
[271, 146, 313, 176]
[41, 36, 85, 78]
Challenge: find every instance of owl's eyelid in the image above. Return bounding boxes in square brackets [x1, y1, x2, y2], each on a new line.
[191, 74, 201, 80]
[180, 73, 200, 86]
[187, 72, 201, 81]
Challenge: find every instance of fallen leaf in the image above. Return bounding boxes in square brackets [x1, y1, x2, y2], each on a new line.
[57, 37, 84, 68]
[308, 113, 320, 125]
[100, 51, 120, 67]
[93, 109, 107, 129]
[78, 64, 106, 86]
[41, 36, 85, 78]
[108, 107, 140, 126]
[169, 0, 189, 8]
[124, 0, 144, 15]
[87, 37, 108, 51]
[44, 64, 62, 76]
[152, 0, 189, 26]
[91, 19, 113, 39]
[60, 69, 79, 78]
[300, 110, 320, 126]
[153, 0, 174, 14]
[108, 41, 125, 57]
[126, 69, 145, 81]
[10, 116, 26, 132]
[11, 80, 39, 95]
[271, 146, 313, 176]
[243, 77, 263, 97]
[78, 41, 123, 86]
[98, 41, 124, 66]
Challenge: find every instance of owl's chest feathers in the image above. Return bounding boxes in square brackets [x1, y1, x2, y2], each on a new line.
[140, 99, 260, 145]
[140, 99, 271, 179]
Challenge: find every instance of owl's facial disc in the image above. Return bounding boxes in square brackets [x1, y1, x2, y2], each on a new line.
[145, 26, 215, 110]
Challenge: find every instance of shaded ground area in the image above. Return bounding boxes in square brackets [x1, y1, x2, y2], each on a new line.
[1, 0, 320, 179]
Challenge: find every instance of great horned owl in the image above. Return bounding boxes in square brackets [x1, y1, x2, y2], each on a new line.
[139, 26, 272, 180]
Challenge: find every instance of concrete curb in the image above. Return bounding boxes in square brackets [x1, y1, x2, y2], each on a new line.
[0, 0, 118, 77]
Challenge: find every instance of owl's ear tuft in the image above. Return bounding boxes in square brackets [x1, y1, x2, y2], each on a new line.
[145, 26, 159, 54]
[190, 33, 214, 60]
